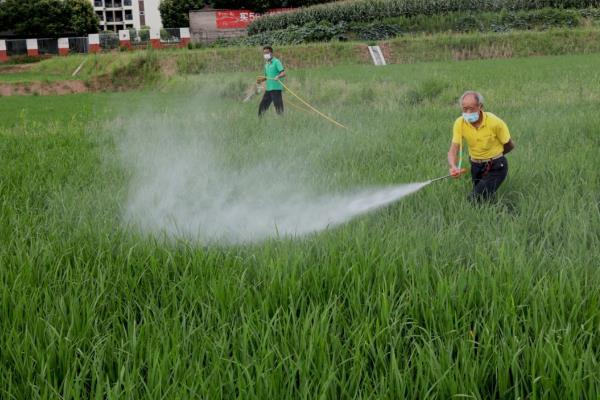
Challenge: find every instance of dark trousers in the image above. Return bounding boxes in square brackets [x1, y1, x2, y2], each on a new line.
[469, 156, 508, 201]
[258, 90, 284, 116]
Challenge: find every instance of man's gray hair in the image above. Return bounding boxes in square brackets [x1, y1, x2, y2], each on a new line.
[460, 91, 484, 107]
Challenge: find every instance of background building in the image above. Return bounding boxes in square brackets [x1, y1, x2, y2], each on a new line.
[189, 8, 292, 43]
[91, 0, 163, 31]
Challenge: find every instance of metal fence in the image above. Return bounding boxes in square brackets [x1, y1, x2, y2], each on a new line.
[1, 28, 188, 60]
[5, 39, 27, 56]
[129, 29, 149, 47]
[37, 38, 59, 55]
[69, 37, 88, 53]
[99, 32, 119, 50]
[161, 28, 181, 44]
[192, 30, 247, 43]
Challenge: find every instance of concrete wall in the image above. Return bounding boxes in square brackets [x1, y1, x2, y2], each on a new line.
[143, 0, 163, 29]
[189, 10, 247, 43]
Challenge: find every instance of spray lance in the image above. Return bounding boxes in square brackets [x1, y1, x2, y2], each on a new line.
[428, 168, 467, 183]
[428, 138, 468, 183]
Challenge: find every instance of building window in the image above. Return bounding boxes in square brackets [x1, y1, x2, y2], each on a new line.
[96, 11, 104, 20]
[124, 0, 132, 6]
[125, 10, 133, 20]
[94, 0, 103, 7]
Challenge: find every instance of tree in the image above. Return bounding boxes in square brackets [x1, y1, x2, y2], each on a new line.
[67, 0, 99, 35]
[0, 0, 98, 37]
[159, 0, 205, 28]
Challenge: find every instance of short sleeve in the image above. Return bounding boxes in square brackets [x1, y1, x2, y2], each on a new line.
[275, 59, 284, 73]
[452, 118, 462, 144]
[496, 118, 511, 144]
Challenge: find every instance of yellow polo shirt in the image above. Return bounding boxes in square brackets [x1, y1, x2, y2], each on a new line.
[452, 112, 511, 159]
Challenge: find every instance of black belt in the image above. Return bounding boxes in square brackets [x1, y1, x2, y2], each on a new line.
[470, 154, 503, 164]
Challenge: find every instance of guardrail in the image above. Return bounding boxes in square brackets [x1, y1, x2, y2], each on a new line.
[0, 28, 191, 62]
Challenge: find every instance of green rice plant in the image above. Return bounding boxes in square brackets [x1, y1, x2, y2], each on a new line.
[1, 52, 600, 398]
[406, 78, 449, 104]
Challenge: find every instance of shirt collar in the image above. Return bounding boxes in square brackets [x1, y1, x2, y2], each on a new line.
[479, 111, 487, 127]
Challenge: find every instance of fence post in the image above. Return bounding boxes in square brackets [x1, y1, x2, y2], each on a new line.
[26, 39, 39, 57]
[58, 38, 69, 56]
[89, 33, 100, 53]
[119, 30, 132, 49]
[0, 40, 7, 62]
[150, 28, 161, 49]
[180, 28, 191, 48]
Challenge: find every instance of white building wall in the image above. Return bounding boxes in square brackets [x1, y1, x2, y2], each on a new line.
[132, 0, 141, 29]
[142, 0, 163, 29]
[90, 0, 162, 31]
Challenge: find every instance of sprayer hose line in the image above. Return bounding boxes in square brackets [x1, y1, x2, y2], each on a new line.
[258, 76, 467, 182]
[258, 76, 348, 130]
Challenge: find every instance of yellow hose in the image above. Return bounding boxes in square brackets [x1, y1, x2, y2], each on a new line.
[458, 139, 463, 171]
[258, 76, 348, 130]
[257, 75, 467, 179]
[286, 97, 314, 114]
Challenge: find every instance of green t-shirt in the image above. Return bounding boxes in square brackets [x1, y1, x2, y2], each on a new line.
[264, 57, 284, 91]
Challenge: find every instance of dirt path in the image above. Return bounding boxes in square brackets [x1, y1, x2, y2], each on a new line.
[0, 80, 89, 96]
[0, 63, 36, 74]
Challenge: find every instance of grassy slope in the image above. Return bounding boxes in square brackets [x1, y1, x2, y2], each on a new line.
[1, 53, 600, 398]
[0, 52, 147, 84]
[3, 27, 600, 84]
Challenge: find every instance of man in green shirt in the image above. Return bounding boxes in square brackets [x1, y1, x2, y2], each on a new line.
[257, 46, 286, 116]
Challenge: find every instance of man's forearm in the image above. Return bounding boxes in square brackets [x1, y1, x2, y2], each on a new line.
[448, 151, 458, 168]
[503, 140, 515, 155]
[448, 143, 459, 167]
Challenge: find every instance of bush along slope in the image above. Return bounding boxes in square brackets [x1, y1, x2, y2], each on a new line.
[247, 0, 600, 34]
[204, 8, 600, 46]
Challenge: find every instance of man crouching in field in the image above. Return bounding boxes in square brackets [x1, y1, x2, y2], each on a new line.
[448, 91, 515, 202]
[256, 46, 286, 117]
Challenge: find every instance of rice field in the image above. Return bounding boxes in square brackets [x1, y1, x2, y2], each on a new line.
[1, 53, 599, 399]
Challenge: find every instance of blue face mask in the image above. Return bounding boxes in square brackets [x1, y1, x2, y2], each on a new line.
[463, 112, 479, 123]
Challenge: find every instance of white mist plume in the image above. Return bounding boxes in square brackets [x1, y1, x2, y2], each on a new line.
[117, 96, 428, 243]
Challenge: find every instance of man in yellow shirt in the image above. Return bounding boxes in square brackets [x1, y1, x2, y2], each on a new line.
[448, 91, 515, 201]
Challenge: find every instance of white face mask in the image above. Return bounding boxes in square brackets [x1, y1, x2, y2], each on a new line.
[263, 53, 272, 61]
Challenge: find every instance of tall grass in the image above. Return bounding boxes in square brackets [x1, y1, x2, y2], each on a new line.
[177, 27, 600, 74]
[1, 53, 600, 398]
[4, 28, 600, 85]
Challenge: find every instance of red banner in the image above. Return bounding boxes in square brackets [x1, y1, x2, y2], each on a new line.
[216, 9, 293, 29]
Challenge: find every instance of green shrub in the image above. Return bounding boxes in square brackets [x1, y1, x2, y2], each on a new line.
[247, 0, 600, 34]
[350, 21, 403, 40]
[220, 21, 348, 46]
[139, 29, 150, 42]
[195, 7, 600, 48]
[350, 8, 590, 37]
[580, 6, 600, 16]
[454, 14, 485, 32]
[2, 55, 46, 65]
